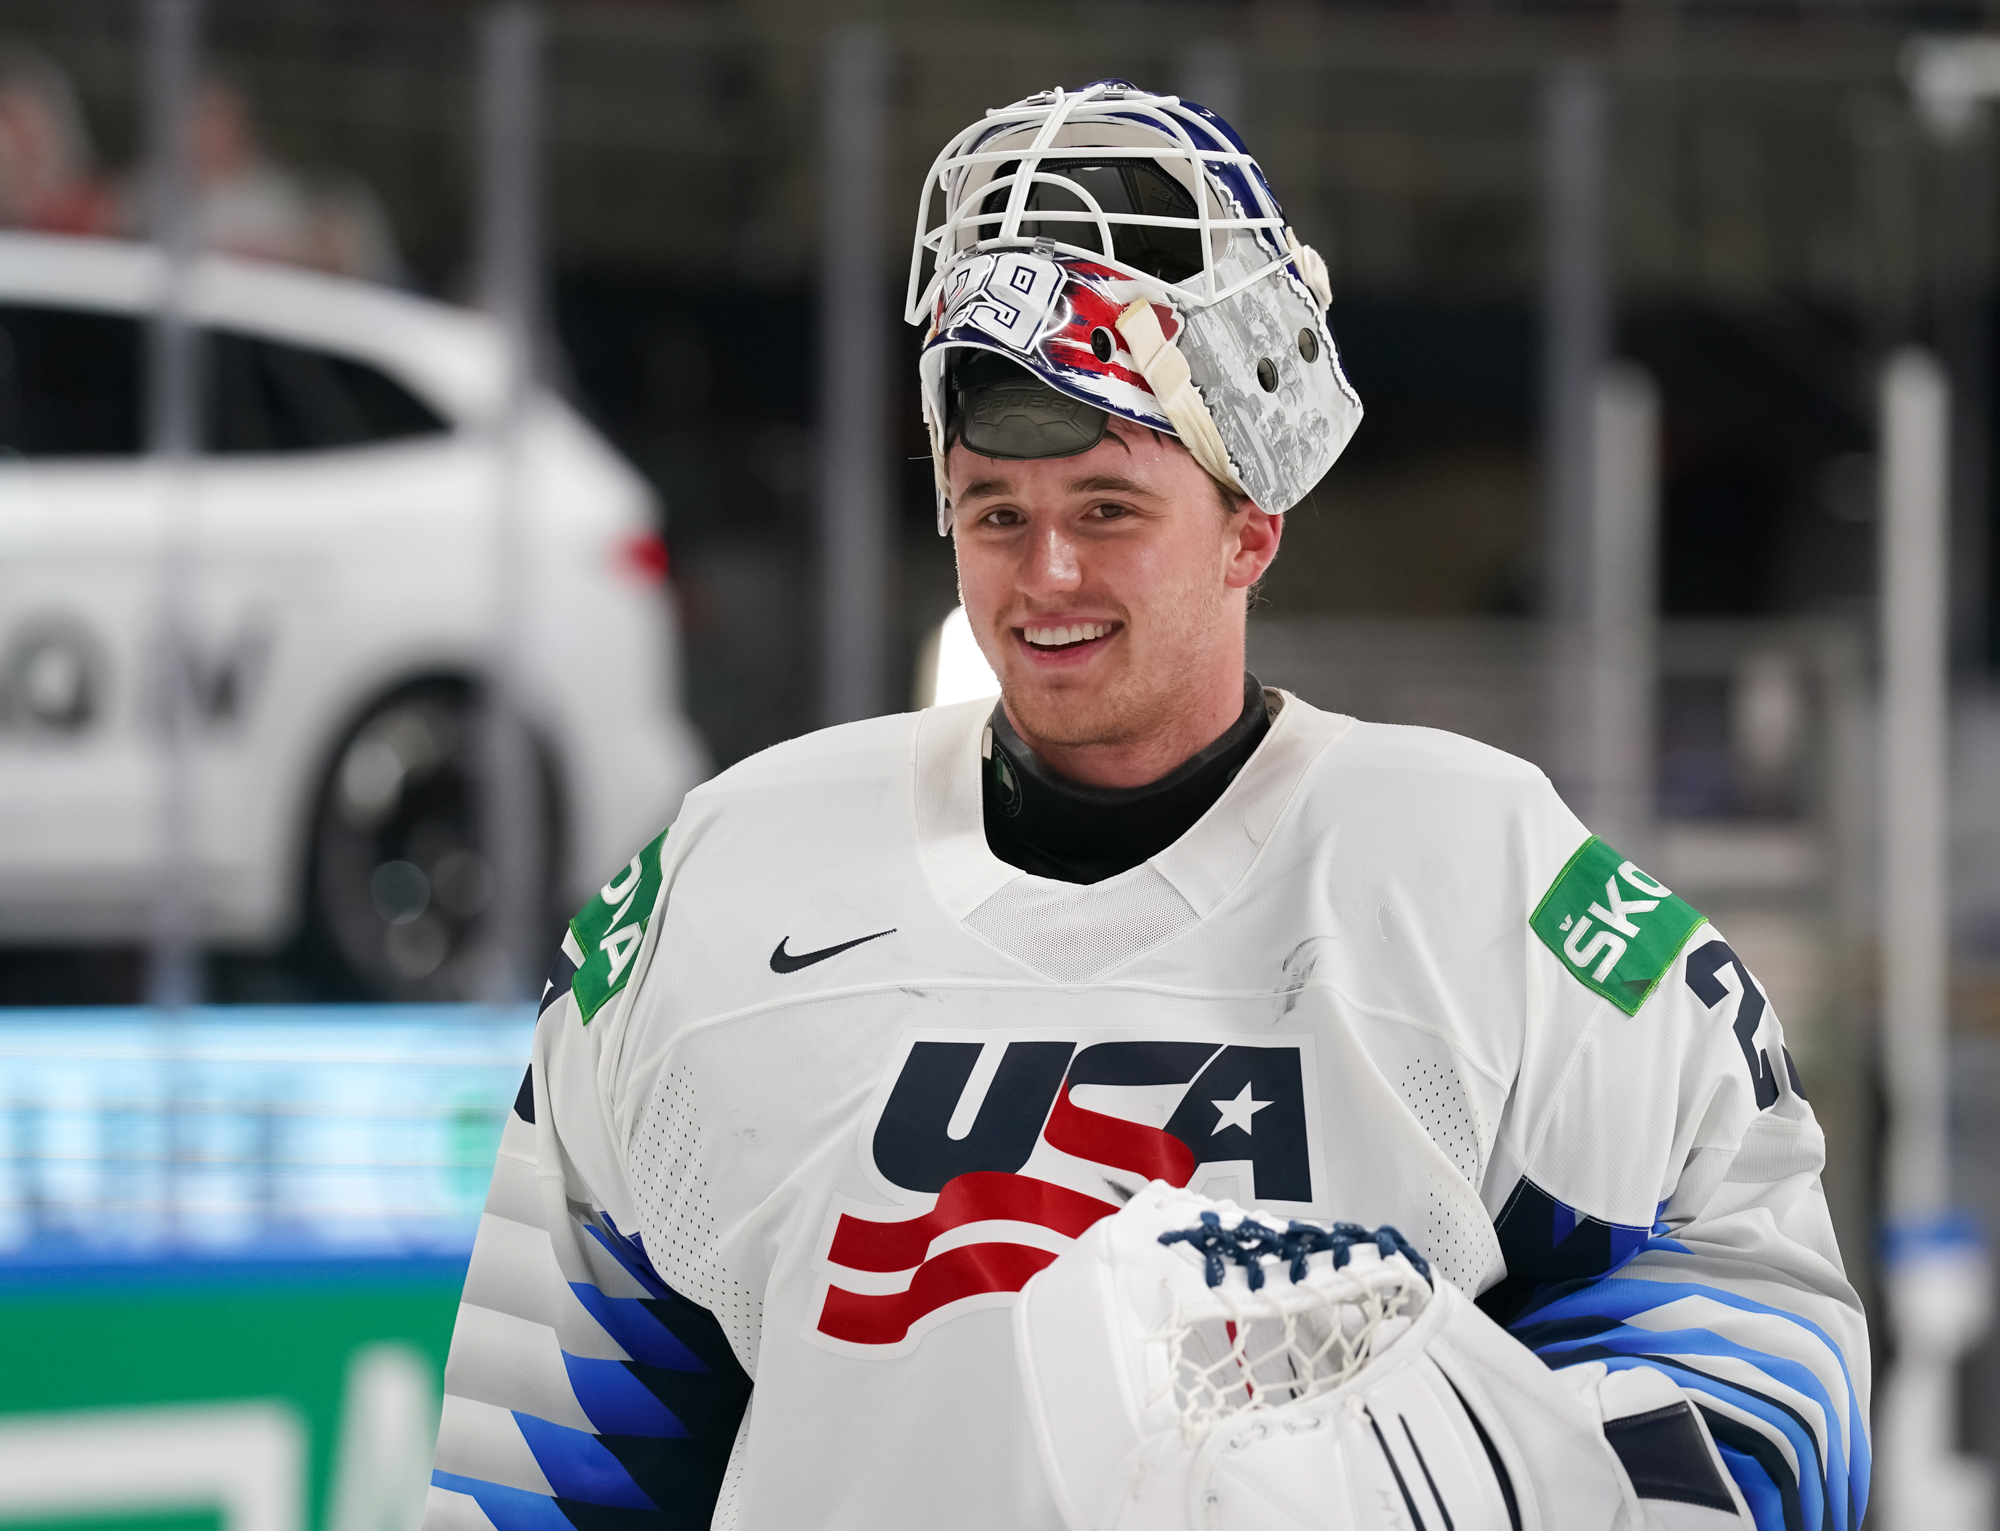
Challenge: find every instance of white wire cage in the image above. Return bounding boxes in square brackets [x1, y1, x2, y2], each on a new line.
[905, 81, 1297, 325]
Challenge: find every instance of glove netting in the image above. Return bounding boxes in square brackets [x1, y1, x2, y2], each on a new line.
[1152, 1212, 1432, 1437]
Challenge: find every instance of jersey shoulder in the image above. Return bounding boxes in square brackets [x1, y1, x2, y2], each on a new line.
[1327, 714, 1550, 789]
[1285, 706, 1590, 898]
[679, 708, 923, 814]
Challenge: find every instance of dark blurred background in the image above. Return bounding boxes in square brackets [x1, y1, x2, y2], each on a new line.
[0, 0, 1943, 752]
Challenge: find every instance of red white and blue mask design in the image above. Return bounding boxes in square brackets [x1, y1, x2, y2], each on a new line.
[910, 80, 1363, 530]
[925, 250, 1180, 437]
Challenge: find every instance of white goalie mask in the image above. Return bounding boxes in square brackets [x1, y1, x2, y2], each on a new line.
[907, 79, 1364, 533]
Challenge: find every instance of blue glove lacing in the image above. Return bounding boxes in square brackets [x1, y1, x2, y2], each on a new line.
[1158, 1211, 1432, 1290]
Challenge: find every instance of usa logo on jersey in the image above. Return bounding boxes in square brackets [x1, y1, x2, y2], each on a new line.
[806, 1029, 1325, 1356]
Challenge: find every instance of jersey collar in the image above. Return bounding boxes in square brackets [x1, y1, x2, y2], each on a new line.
[911, 687, 1352, 925]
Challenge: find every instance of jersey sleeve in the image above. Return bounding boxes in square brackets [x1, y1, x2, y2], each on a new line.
[424, 832, 752, 1531]
[1480, 833, 1870, 1531]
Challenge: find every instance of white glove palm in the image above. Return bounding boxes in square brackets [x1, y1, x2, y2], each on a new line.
[1015, 1183, 1740, 1531]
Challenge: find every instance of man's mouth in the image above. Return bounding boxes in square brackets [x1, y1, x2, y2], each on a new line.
[1019, 621, 1116, 652]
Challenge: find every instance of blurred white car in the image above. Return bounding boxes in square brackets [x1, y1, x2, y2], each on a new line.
[0, 232, 708, 996]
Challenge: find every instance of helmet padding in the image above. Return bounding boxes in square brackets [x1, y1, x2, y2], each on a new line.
[949, 351, 1110, 461]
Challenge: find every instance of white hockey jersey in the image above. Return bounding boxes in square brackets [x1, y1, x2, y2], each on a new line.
[425, 692, 1868, 1531]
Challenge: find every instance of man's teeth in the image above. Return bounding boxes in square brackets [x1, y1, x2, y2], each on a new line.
[1024, 623, 1112, 648]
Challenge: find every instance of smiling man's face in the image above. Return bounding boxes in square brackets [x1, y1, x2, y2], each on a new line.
[948, 414, 1282, 787]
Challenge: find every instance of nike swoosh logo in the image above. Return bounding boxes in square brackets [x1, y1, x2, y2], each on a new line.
[770, 928, 896, 974]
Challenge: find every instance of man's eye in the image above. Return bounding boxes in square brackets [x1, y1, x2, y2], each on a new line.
[983, 507, 1025, 527]
[1090, 502, 1131, 520]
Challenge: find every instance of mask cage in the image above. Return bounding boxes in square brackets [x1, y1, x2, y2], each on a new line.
[976, 157, 1204, 284]
[905, 80, 1296, 326]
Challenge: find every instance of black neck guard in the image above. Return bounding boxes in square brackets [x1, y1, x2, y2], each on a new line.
[982, 674, 1272, 886]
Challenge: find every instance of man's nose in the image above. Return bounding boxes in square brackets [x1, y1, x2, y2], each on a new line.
[1019, 523, 1082, 594]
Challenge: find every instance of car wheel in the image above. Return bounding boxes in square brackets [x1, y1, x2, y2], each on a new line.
[309, 683, 556, 1000]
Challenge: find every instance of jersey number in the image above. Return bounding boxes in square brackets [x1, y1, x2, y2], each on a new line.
[1684, 938, 1795, 1109]
[937, 252, 1063, 353]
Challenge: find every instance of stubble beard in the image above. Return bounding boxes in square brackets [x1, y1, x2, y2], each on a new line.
[998, 570, 1234, 754]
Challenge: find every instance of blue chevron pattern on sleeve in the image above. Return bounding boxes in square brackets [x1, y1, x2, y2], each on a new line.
[560, 1353, 688, 1439]
[432, 1471, 578, 1531]
[566, 1282, 706, 1371]
[433, 1209, 752, 1526]
[1487, 1178, 1867, 1531]
[512, 1413, 659, 1510]
[1509, 1278, 1868, 1531]
[426, 971, 755, 1531]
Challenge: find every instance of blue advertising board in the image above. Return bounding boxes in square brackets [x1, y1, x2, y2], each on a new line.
[0, 1006, 535, 1531]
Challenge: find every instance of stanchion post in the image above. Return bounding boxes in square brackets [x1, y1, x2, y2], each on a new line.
[1874, 347, 1992, 1531]
[1583, 365, 1659, 859]
[475, 0, 546, 1001]
[817, 27, 890, 727]
[1541, 63, 1609, 814]
[142, 0, 202, 1011]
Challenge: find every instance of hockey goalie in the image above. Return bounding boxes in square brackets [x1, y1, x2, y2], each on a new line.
[424, 81, 1867, 1531]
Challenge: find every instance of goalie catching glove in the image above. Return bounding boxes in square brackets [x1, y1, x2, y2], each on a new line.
[1014, 1183, 1748, 1531]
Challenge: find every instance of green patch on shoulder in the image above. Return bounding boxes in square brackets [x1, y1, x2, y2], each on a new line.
[569, 825, 670, 1024]
[1531, 836, 1705, 1015]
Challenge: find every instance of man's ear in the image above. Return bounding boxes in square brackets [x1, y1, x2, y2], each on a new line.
[1224, 504, 1282, 591]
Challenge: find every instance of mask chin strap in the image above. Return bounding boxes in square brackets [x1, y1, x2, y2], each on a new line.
[927, 410, 952, 534]
[1114, 300, 1247, 498]
[1285, 227, 1333, 311]
[925, 321, 955, 535]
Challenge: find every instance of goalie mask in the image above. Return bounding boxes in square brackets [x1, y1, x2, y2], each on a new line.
[907, 80, 1364, 533]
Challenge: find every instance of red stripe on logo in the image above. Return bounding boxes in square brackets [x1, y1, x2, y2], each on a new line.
[816, 1242, 1059, 1345]
[827, 1172, 1117, 1273]
[1041, 1085, 1196, 1187]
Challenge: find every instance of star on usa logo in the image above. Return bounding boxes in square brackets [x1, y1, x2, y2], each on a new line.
[805, 1029, 1326, 1357]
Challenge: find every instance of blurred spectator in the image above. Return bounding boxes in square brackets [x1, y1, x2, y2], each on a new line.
[0, 46, 116, 234]
[181, 77, 404, 283]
